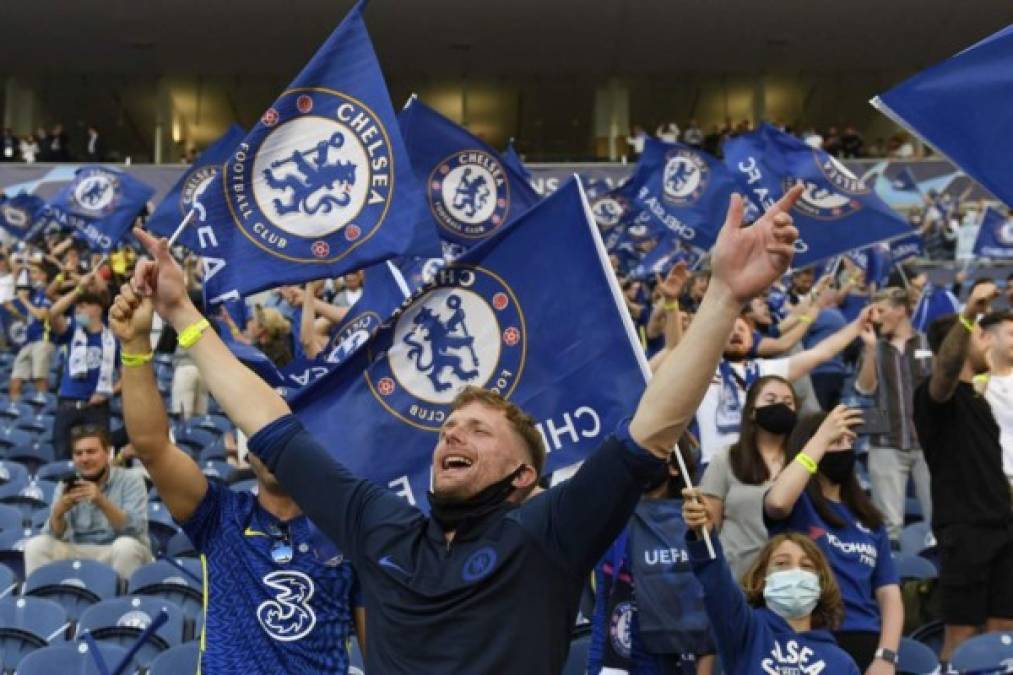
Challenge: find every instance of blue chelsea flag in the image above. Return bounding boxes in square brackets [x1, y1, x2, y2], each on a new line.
[398, 96, 541, 247]
[0, 193, 46, 241]
[913, 284, 961, 333]
[502, 138, 534, 186]
[723, 123, 911, 267]
[872, 25, 1013, 208]
[631, 138, 732, 251]
[146, 124, 245, 248]
[972, 206, 1013, 259]
[288, 178, 650, 509]
[44, 166, 154, 253]
[192, 0, 439, 305]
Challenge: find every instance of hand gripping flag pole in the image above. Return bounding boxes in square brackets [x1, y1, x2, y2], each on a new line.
[671, 443, 716, 559]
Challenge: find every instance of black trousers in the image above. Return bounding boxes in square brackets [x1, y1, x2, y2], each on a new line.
[833, 630, 880, 672]
[53, 399, 110, 461]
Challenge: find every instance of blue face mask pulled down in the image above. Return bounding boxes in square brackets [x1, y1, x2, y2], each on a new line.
[763, 568, 821, 620]
[74, 312, 92, 329]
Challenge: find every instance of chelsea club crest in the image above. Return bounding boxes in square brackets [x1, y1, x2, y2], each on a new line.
[366, 265, 526, 430]
[71, 168, 120, 217]
[323, 310, 383, 366]
[180, 164, 219, 216]
[787, 152, 867, 220]
[662, 149, 709, 206]
[591, 195, 627, 228]
[428, 151, 510, 239]
[997, 218, 1013, 246]
[227, 87, 395, 263]
[1, 204, 28, 230]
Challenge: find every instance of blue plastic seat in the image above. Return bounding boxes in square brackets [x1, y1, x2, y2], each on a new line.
[7, 443, 55, 475]
[0, 402, 32, 423]
[900, 522, 936, 556]
[951, 631, 1013, 674]
[198, 437, 228, 463]
[896, 636, 939, 674]
[76, 596, 186, 668]
[15, 641, 132, 675]
[147, 641, 199, 675]
[127, 559, 204, 623]
[22, 392, 57, 413]
[228, 478, 257, 495]
[171, 427, 217, 455]
[200, 460, 235, 483]
[15, 413, 54, 436]
[1, 479, 56, 521]
[0, 503, 24, 531]
[146, 504, 180, 558]
[0, 428, 34, 452]
[0, 596, 69, 671]
[35, 460, 75, 483]
[0, 461, 30, 491]
[0, 529, 34, 580]
[24, 559, 120, 621]
[164, 531, 197, 559]
[561, 632, 590, 675]
[191, 414, 231, 434]
[893, 553, 937, 580]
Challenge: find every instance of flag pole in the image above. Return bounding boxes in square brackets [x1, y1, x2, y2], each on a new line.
[167, 209, 196, 248]
[671, 443, 716, 559]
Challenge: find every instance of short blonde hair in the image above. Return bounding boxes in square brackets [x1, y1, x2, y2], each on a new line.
[450, 386, 545, 478]
[741, 532, 845, 630]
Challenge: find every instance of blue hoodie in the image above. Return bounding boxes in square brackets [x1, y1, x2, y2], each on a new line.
[687, 534, 860, 675]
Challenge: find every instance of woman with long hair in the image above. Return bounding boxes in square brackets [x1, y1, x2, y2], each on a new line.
[699, 375, 799, 579]
[682, 490, 860, 674]
[764, 408, 904, 674]
[588, 436, 715, 674]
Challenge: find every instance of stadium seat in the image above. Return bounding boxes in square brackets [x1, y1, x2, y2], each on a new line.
[30, 509, 49, 530]
[0, 564, 17, 599]
[146, 503, 180, 557]
[896, 636, 939, 674]
[22, 392, 57, 414]
[24, 559, 120, 621]
[0, 503, 24, 531]
[893, 553, 937, 580]
[36, 460, 75, 483]
[191, 414, 231, 435]
[15, 413, 54, 436]
[950, 631, 1013, 674]
[909, 620, 945, 659]
[172, 427, 217, 455]
[561, 631, 590, 675]
[76, 596, 185, 668]
[148, 641, 199, 675]
[200, 460, 234, 483]
[198, 437, 228, 463]
[0, 596, 69, 671]
[164, 531, 197, 558]
[228, 478, 257, 495]
[127, 558, 203, 623]
[0, 529, 34, 580]
[1, 479, 56, 522]
[0, 429, 33, 454]
[900, 522, 936, 556]
[0, 461, 29, 488]
[7, 443, 55, 475]
[15, 641, 131, 675]
[0, 401, 32, 423]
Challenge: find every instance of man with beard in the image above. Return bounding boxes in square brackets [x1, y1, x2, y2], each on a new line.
[693, 305, 876, 467]
[126, 185, 803, 674]
[24, 425, 151, 578]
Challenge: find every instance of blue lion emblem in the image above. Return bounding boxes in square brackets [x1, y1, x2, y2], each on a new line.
[262, 131, 356, 216]
[79, 179, 109, 207]
[593, 200, 621, 224]
[665, 161, 697, 194]
[452, 168, 491, 218]
[402, 294, 480, 392]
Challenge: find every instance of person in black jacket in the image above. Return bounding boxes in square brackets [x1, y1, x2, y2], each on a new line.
[121, 185, 805, 674]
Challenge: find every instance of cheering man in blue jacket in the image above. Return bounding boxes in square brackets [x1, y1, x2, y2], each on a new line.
[127, 184, 802, 674]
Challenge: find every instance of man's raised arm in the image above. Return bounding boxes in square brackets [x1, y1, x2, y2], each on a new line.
[629, 186, 803, 456]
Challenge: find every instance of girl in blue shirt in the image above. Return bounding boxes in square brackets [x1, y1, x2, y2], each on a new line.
[682, 489, 860, 675]
[764, 407, 904, 674]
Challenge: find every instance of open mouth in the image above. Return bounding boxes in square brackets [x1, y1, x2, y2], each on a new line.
[441, 455, 474, 471]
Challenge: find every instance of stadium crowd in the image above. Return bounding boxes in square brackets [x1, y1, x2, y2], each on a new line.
[0, 188, 1009, 674]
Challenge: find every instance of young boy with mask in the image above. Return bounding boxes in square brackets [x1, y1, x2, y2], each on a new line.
[682, 489, 860, 675]
[764, 408, 903, 673]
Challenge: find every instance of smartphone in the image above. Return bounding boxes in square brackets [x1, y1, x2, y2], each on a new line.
[61, 475, 81, 491]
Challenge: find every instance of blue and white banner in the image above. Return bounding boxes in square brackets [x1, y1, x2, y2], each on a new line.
[629, 240, 702, 281]
[912, 284, 961, 333]
[972, 206, 1013, 259]
[872, 25, 1013, 208]
[146, 124, 246, 249]
[502, 139, 534, 186]
[890, 166, 921, 194]
[191, 0, 440, 305]
[723, 123, 912, 267]
[289, 178, 650, 509]
[631, 138, 733, 251]
[0, 193, 46, 241]
[44, 166, 154, 252]
[398, 97, 540, 247]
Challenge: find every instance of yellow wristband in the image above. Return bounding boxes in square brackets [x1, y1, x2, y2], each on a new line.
[120, 351, 154, 368]
[959, 315, 975, 333]
[795, 452, 818, 475]
[178, 318, 211, 349]
[663, 300, 679, 311]
[799, 315, 814, 324]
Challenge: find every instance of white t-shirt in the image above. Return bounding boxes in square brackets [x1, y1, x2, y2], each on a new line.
[0, 273, 13, 304]
[984, 372, 1013, 479]
[695, 357, 791, 464]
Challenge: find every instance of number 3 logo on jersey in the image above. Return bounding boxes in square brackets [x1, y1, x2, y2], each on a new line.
[257, 570, 317, 642]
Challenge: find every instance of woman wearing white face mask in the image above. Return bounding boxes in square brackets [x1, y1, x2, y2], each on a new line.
[764, 408, 904, 674]
[682, 489, 860, 675]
